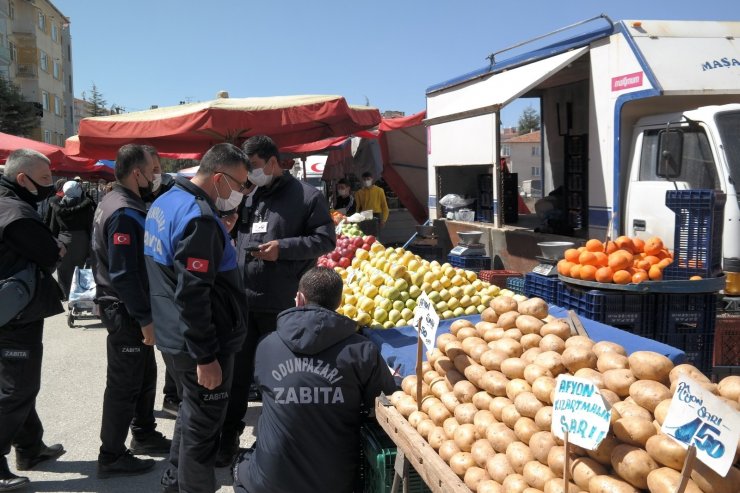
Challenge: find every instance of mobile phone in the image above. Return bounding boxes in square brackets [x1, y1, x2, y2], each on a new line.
[246, 245, 261, 252]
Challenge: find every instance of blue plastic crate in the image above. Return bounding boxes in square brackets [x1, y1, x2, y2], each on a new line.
[447, 254, 491, 272]
[524, 273, 562, 305]
[664, 190, 726, 280]
[559, 283, 656, 338]
[477, 208, 493, 223]
[654, 293, 719, 375]
[507, 276, 525, 295]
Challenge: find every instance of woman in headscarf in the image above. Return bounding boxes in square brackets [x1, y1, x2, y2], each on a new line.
[48, 180, 96, 300]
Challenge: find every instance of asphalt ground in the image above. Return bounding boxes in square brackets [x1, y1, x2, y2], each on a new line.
[6, 308, 260, 493]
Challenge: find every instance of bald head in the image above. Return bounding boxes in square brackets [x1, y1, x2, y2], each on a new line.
[4, 149, 51, 180]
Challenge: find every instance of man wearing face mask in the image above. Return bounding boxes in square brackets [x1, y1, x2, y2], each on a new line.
[354, 171, 389, 236]
[144, 143, 248, 493]
[91, 144, 171, 479]
[144, 145, 175, 204]
[333, 178, 355, 215]
[217, 135, 336, 466]
[0, 149, 66, 492]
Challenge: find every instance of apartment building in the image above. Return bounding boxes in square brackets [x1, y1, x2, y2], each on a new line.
[501, 130, 542, 197]
[3, 0, 72, 144]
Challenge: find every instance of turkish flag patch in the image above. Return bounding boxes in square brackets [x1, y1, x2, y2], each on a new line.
[186, 257, 209, 273]
[113, 233, 131, 245]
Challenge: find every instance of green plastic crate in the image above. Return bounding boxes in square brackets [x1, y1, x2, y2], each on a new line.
[361, 421, 431, 493]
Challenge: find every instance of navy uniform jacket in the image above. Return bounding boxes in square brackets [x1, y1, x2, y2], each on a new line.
[144, 177, 246, 364]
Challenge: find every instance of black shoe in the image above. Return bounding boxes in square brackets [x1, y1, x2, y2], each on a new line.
[15, 443, 65, 471]
[130, 431, 172, 455]
[161, 398, 180, 418]
[214, 433, 240, 468]
[0, 473, 29, 492]
[97, 451, 155, 479]
[247, 384, 262, 402]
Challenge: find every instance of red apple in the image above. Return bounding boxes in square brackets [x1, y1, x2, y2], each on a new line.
[338, 257, 351, 268]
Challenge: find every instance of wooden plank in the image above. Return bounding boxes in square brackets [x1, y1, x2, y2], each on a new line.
[375, 398, 472, 493]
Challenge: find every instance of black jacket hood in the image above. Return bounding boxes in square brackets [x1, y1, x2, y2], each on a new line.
[276, 305, 358, 355]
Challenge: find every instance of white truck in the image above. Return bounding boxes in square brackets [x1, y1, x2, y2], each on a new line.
[425, 16, 740, 262]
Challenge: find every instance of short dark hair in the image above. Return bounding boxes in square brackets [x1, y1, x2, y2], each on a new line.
[337, 178, 350, 187]
[298, 267, 343, 310]
[114, 144, 149, 181]
[55, 178, 66, 191]
[242, 135, 280, 163]
[142, 145, 160, 159]
[197, 143, 249, 176]
[361, 171, 373, 179]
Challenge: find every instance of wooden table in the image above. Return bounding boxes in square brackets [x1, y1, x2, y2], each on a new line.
[375, 397, 472, 493]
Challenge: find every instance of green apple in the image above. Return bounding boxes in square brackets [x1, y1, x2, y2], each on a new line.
[392, 300, 405, 312]
[388, 309, 402, 323]
[435, 301, 448, 313]
[428, 291, 441, 304]
[373, 308, 388, 323]
[442, 310, 454, 319]
[447, 297, 460, 310]
[394, 278, 409, 292]
[439, 288, 450, 301]
[409, 285, 421, 299]
[405, 299, 417, 311]
[400, 292, 410, 302]
[459, 295, 472, 308]
[464, 306, 478, 315]
[383, 320, 395, 329]
[378, 298, 393, 312]
[401, 308, 414, 320]
[453, 307, 465, 317]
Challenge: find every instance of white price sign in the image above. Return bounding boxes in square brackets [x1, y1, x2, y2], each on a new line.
[551, 375, 612, 451]
[412, 292, 440, 353]
[662, 376, 740, 476]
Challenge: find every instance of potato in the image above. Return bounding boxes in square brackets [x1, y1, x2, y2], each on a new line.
[600, 389, 621, 407]
[440, 393, 460, 415]
[463, 336, 488, 354]
[532, 376, 557, 405]
[465, 466, 492, 492]
[451, 318, 475, 334]
[518, 298, 549, 319]
[521, 333, 543, 350]
[475, 410, 497, 439]
[602, 369, 637, 397]
[455, 402, 479, 424]
[428, 426, 447, 450]
[421, 395, 442, 414]
[470, 343, 491, 364]
[588, 474, 640, 493]
[502, 473, 529, 493]
[484, 327, 507, 343]
[446, 340, 467, 361]
[437, 332, 458, 351]
[574, 368, 605, 389]
[417, 418, 436, 439]
[610, 444, 657, 489]
[524, 460, 557, 490]
[645, 434, 686, 471]
[545, 446, 566, 477]
[597, 353, 629, 373]
[479, 480, 504, 493]
[525, 364, 553, 384]
[428, 402, 452, 425]
[494, 338, 524, 358]
[440, 440, 462, 462]
[507, 441, 536, 474]
[434, 356, 455, 376]
[444, 416, 460, 439]
[629, 380, 671, 413]
[668, 363, 711, 384]
[492, 296, 519, 316]
[502, 404, 523, 429]
[421, 360, 433, 374]
[669, 376, 718, 395]
[691, 461, 740, 493]
[454, 380, 479, 403]
[502, 358, 528, 380]
[522, 348, 545, 366]
[529, 431, 557, 465]
[465, 364, 488, 387]
[401, 374, 420, 395]
[445, 368, 466, 387]
[431, 377, 453, 398]
[507, 379, 533, 401]
[408, 410, 429, 428]
[523, 488, 544, 493]
[472, 438, 496, 467]
[389, 390, 406, 407]
[647, 467, 702, 493]
[628, 351, 673, 383]
[544, 478, 581, 493]
[517, 315, 546, 335]
[613, 417, 656, 447]
[427, 348, 444, 366]
[490, 396, 513, 420]
[450, 451, 476, 477]
[539, 334, 566, 354]
[571, 457, 607, 491]
[454, 353, 474, 374]
[514, 417, 539, 444]
[482, 307, 500, 323]
[498, 311, 521, 330]
[534, 406, 552, 430]
[486, 422, 517, 453]
[564, 335, 594, 350]
[486, 453, 514, 483]
[562, 346, 598, 373]
[481, 350, 509, 371]
[652, 399, 671, 425]
[396, 395, 418, 417]
[423, 369, 441, 385]
[540, 321, 571, 340]
[454, 423, 478, 452]
[514, 391, 544, 419]
[586, 434, 619, 466]
[504, 328, 524, 341]
[611, 402, 651, 423]
[718, 375, 740, 401]
[473, 390, 494, 411]
[592, 340, 627, 357]
[535, 351, 566, 376]
[480, 371, 509, 397]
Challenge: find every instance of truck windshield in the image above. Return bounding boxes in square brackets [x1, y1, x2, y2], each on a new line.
[715, 111, 740, 194]
[639, 127, 720, 189]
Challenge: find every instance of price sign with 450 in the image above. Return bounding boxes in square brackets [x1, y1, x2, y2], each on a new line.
[661, 376, 740, 476]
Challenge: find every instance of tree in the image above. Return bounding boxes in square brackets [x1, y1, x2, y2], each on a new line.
[87, 83, 108, 116]
[0, 76, 41, 137]
[517, 106, 540, 135]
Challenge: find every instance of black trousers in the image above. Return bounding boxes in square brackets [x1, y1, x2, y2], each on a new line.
[0, 321, 45, 470]
[162, 352, 234, 493]
[56, 230, 90, 300]
[162, 353, 182, 402]
[221, 311, 278, 438]
[232, 448, 254, 493]
[98, 301, 157, 463]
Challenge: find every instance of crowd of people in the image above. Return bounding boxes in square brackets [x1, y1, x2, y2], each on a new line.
[0, 136, 397, 493]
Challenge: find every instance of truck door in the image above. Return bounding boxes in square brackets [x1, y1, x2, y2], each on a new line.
[625, 126, 720, 247]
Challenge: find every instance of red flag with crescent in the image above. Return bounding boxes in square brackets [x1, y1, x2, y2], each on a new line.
[113, 233, 131, 245]
[186, 257, 209, 273]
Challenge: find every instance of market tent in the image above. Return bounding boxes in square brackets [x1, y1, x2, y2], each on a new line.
[71, 95, 382, 160]
[1, 132, 66, 165]
[65, 135, 204, 161]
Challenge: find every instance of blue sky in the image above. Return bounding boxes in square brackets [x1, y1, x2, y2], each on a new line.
[55, 0, 736, 128]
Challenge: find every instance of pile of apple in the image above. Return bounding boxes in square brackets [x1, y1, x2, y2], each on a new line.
[340, 222, 364, 238]
[317, 234, 377, 270]
[333, 239, 504, 329]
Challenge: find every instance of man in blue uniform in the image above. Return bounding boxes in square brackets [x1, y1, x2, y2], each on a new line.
[145, 143, 249, 493]
[91, 144, 170, 479]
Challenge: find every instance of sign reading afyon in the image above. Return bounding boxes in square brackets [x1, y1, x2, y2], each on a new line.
[412, 291, 440, 353]
[551, 375, 612, 451]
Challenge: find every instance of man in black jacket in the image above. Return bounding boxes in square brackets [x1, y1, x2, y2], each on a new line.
[233, 267, 397, 493]
[91, 144, 170, 479]
[0, 149, 66, 491]
[144, 143, 249, 493]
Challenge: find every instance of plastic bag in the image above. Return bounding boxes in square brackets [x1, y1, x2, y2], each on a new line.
[439, 194, 475, 208]
[69, 267, 96, 302]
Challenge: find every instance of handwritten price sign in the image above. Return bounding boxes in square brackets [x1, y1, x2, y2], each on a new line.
[412, 292, 440, 353]
[551, 375, 612, 451]
[662, 375, 740, 476]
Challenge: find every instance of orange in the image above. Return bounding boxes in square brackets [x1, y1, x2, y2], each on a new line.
[644, 255, 660, 266]
[577, 246, 586, 254]
[648, 265, 663, 280]
[593, 252, 609, 267]
[564, 248, 580, 263]
[569, 264, 582, 279]
[632, 270, 649, 284]
[608, 251, 633, 271]
[615, 236, 635, 253]
[604, 241, 619, 254]
[613, 270, 632, 284]
[644, 237, 664, 256]
[636, 259, 651, 271]
[689, 275, 703, 280]
[595, 266, 614, 283]
[657, 248, 673, 260]
[579, 251, 599, 266]
[557, 260, 575, 276]
[632, 237, 645, 254]
[585, 239, 604, 252]
[658, 258, 673, 269]
[579, 265, 598, 281]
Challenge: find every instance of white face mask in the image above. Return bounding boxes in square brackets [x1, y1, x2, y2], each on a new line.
[363, 179, 373, 188]
[248, 167, 274, 188]
[152, 173, 162, 192]
[215, 178, 244, 212]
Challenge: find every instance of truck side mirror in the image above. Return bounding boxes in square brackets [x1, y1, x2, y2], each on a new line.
[657, 130, 682, 179]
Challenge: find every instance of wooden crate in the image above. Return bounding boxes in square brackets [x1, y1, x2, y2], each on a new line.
[375, 398, 472, 493]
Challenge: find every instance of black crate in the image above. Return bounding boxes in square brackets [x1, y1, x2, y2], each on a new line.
[524, 273, 561, 305]
[559, 283, 656, 338]
[447, 254, 491, 272]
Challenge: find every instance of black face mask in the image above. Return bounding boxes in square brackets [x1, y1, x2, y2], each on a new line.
[25, 176, 56, 202]
[137, 173, 155, 202]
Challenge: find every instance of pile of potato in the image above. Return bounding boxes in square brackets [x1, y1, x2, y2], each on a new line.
[389, 296, 740, 493]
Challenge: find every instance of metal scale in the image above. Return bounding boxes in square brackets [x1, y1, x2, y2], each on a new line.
[532, 241, 575, 276]
[449, 231, 487, 257]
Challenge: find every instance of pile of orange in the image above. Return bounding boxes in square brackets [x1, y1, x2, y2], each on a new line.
[557, 236, 674, 284]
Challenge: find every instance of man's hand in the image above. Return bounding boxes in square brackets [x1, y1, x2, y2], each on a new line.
[56, 239, 67, 258]
[220, 212, 238, 233]
[141, 323, 156, 345]
[197, 360, 222, 390]
[253, 240, 279, 261]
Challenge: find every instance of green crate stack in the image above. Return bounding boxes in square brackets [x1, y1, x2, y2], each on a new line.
[361, 421, 431, 493]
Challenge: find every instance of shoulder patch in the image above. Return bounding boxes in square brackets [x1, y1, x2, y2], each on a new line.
[113, 233, 131, 245]
[186, 257, 209, 273]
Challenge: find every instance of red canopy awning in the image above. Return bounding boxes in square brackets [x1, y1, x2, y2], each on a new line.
[0, 132, 66, 165]
[72, 95, 382, 160]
